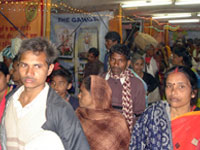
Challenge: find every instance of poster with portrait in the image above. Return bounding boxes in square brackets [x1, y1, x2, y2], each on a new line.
[54, 25, 75, 58]
[51, 11, 113, 94]
[76, 27, 98, 60]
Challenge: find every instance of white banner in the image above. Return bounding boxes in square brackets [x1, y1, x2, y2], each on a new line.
[50, 11, 113, 61]
[50, 11, 113, 94]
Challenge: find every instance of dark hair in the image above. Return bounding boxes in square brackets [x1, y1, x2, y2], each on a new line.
[82, 76, 91, 92]
[173, 46, 192, 68]
[13, 55, 19, 63]
[0, 62, 9, 76]
[18, 37, 59, 66]
[187, 38, 193, 44]
[159, 42, 165, 47]
[50, 67, 72, 83]
[109, 44, 130, 60]
[84, 61, 104, 78]
[164, 66, 198, 106]
[88, 47, 99, 57]
[105, 31, 121, 43]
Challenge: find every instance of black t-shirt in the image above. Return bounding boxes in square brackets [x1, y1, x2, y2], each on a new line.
[142, 72, 158, 93]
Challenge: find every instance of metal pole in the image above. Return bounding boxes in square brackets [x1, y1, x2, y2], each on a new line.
[0, 10, 26, 37]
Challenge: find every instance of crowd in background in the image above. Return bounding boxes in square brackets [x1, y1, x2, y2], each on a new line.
[0, 32, 199, 150]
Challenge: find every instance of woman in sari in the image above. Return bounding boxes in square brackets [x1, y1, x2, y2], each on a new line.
[129, 66, 200, 150]
[76, 75, 130, 150]
[172, 46, 200, 107]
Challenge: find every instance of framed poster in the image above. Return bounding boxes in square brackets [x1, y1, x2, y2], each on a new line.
[76, 27, 98, 60]
[55, 25, 75, 58]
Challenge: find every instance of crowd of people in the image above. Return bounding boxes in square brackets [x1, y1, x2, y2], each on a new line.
[0, 31, 199, 150]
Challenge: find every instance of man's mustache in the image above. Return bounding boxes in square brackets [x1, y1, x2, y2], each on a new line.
[111, 67, 121, 70]
[22, 77, 35, 81]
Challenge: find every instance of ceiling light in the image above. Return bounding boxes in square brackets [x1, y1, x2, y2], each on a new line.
[168, 19, 200, 23]
[197, 13, 200, 17]
[121, 0, 172, 8]
[152, 13, 191, 19]
[175, 0, 200, 5]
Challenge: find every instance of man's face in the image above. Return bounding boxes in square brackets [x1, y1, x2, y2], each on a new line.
[19, 51, 54, 91]
[87, 53, 96, 63]
[109, 52, 130, 76]
[0, 72, 9, 93]
[172, 53, 183, 66]
[105, 39, 118, 50]
[146, 48, 154, 57]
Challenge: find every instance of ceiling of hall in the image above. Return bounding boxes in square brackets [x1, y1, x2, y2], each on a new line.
[51, 0, 200, 19]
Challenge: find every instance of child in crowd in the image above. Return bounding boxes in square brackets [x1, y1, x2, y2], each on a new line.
[50, 67, 79, 110]
[9, 55, 22, 88]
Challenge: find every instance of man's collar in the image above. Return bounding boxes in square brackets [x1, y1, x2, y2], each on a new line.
[105, 73, 125, 84]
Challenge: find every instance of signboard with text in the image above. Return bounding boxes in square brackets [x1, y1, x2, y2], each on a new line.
[0, 0, 43, 50]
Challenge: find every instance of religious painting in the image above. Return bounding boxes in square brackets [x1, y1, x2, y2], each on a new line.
[55, 25, 75, 58]
[75, 27, 98, 60]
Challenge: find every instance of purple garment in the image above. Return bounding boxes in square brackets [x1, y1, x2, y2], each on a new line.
[106, 76, 146, 116]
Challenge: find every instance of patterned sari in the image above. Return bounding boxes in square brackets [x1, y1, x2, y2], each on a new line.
[129, 101, 173, 150]
[129, 101, 200, 150]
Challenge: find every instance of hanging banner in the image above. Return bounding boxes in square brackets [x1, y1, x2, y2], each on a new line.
[0, 0, 43, 51]
[50, 11, 113, 61]
[51, 11, 113, 94]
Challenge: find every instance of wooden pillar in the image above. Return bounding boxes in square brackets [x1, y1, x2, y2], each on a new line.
[119, 4, 122, 43]
[165, 24, 169, 46]
[108, 4, 123, 43]
[45, 0, 51, 39]
[149, 18, 152, 36]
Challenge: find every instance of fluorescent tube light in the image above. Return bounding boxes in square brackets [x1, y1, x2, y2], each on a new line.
[122, 1, 172, 8]
[175, 0, 200, 5]
[197, 13, 200, 17]
[152, 13, 191, 19]
[168, 19, 200, 23]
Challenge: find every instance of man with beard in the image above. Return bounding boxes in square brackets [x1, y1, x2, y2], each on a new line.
[0, 37, 90, 150]
[103, 44, 146, 132]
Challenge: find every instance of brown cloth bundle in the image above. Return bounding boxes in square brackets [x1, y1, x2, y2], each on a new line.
[76, 75, 130, 150]
[133, 32, 158, 51]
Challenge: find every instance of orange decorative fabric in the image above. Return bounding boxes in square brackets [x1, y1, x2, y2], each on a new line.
[172, 110, 200, 150]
